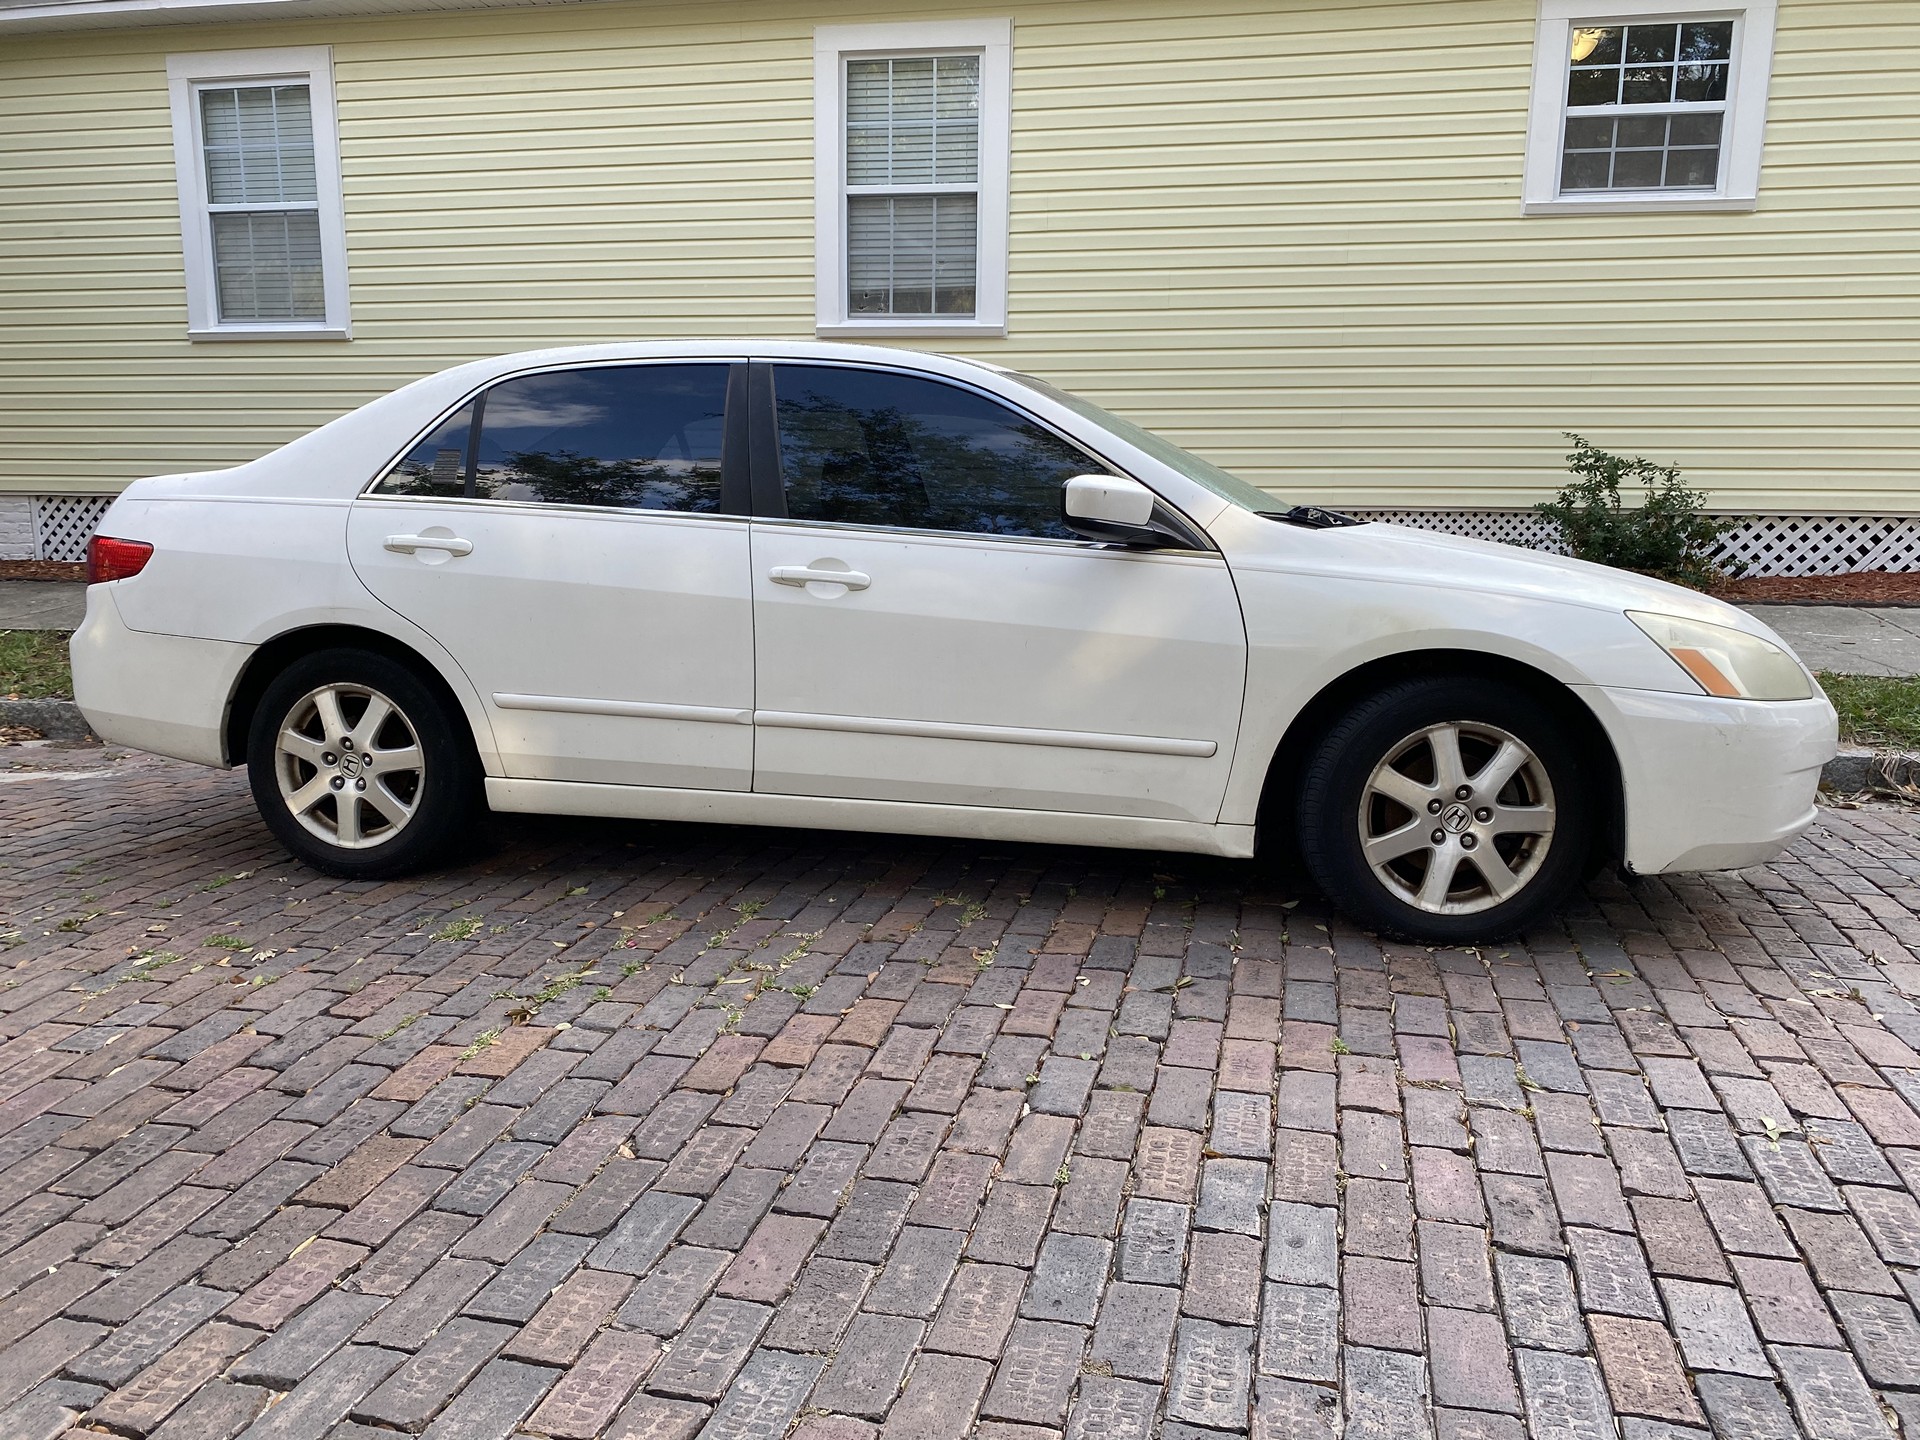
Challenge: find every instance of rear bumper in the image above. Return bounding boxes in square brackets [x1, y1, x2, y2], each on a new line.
[71, 586, 250, 767]
[1580, 685, 1837, 876]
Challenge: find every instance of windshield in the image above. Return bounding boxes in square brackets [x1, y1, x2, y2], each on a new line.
[1007, 371, 1279, 514]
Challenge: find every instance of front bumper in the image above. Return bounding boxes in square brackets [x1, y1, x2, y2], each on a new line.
[71, 586, 251, 767]
[1579, 684, 1837, 876]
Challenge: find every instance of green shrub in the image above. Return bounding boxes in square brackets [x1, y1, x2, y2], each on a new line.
[1534, 434, 1734, 590]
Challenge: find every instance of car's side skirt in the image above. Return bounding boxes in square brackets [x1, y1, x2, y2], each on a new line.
[484, 778, 1258, 858]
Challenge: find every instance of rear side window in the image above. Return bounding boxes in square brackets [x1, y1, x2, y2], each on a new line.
[373, 364, 730, 513]
[770, 364, 1096, 539]
[381, 403, 474, 498]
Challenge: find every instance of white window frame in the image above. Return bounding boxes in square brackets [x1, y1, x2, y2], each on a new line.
[1523, 0, 1777, 215]
[814, 19, 1012, 339]
[166, 46, 350, 340]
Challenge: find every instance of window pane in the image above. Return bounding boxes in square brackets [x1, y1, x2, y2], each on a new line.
[1617, 115, 1667, 148]
[772, 364, 1096, 539]
[469, 365, 729, 512]
[376, 404, 475, 497]
[1674, 61, 1729, 102]
[1567, 67, 1619, 106]
[1665, 147, 1720, 187]
[845, 54, 979, 186]
[210, 210, 325, 321]
[1611, 149, 1663, 188]
[1621, 65, 1675, 104]
[1670, 111, 1725, 147]
[848, 194, 977, 317]
[1570, 26, 1620, 64]
[1625, 24, 1678, 62]
[201, 84, 316, 204]
[1563, 115, 1613, 149]
[1560, 150, 1613, 190]
[1680, 21, 1734, 60]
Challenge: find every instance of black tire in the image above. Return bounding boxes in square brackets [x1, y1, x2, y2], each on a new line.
[1296, 676, 1595, 943]
[246, 647, 479, 879]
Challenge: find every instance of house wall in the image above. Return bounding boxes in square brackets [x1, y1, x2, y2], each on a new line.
[0, 0, 1916, 515]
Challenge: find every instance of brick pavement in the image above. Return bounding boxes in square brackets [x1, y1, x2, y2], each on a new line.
[4, 749, 1920, 1438]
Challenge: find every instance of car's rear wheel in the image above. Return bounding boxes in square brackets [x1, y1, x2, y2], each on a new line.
[1296, 676, 1595, 943]
[247, 648, 477, 878]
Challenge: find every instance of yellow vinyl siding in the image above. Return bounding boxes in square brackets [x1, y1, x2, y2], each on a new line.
[0, 0, 1915, 510]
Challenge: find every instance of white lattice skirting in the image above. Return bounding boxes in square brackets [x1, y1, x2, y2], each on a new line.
[1348, 511, 1920, 577]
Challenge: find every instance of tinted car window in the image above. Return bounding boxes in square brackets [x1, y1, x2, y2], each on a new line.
[475, 365, 727, 511]
[771, 364, 1095, 539]
[378, 402, 475, 498]
[375, 364, 729, 512]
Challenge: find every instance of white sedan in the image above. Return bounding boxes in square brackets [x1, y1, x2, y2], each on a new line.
[71, 341, 1836, 943]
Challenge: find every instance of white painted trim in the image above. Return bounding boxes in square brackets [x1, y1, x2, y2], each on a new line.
[752, 709, 1217, 757]
[493, 693, 752, 725]
[813, 19, 1012, 338]
[1522, 0, 1777, 215]
[485, 776, 1258, 857]
[166, 46, 351, 339]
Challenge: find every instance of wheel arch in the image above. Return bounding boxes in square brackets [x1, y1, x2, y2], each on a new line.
[1254, 648, 1625, 870]
[224, 624, 484, 769]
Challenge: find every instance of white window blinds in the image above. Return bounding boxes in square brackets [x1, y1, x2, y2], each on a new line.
[199, 84, 325, 321]
[845, 56, 981, 317]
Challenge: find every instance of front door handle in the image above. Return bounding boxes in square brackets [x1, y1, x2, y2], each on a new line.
[385, 534, 474, 557]
[770, 565, 871, 591]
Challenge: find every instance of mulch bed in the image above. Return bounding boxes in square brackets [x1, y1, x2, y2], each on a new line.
[0, 561, 85, 582]
[1710, 570, 1920, 606]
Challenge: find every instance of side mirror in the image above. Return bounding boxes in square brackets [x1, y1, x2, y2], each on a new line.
[1062, 474, 1165, 546]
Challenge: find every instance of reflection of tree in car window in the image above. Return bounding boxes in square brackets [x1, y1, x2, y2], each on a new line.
[774, 367, 1092, 539]
[484, 450, 712, 512]
[380, 366, 728, 511]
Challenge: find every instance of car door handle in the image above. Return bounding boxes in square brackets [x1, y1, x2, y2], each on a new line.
[769, 565, 870, 591]
[385, 534, 474, 556]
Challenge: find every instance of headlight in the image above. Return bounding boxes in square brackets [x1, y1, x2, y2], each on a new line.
[1628, 612, 1814, 701]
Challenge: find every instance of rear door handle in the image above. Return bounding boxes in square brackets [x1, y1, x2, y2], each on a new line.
[385, 534, 473, 556]
[770, 565, 871, 591]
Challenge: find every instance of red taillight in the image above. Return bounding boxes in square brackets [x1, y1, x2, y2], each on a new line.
[87, 535, 154, 584]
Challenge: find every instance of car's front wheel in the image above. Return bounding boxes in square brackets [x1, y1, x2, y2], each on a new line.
[246, 648, 478, 878]
[1296, 676, 1595, 943]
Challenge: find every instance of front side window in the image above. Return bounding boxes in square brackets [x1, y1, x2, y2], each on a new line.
[772, 364, 1096, 539]
[166, 47, 349, 337]
[1522, 1, 1777, 213]
[374, 365, 729, 513]
[815, 21, 1011, 336]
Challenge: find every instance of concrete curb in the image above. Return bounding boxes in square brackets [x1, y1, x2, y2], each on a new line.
[0, 697, 91, 740]
[1823, 748, 1920, 793]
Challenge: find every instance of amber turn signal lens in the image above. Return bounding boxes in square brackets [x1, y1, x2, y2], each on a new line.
[1668, 646, 1742, 698]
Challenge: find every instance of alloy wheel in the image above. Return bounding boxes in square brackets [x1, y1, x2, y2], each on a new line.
[273, 683, 426, 850]
[1357, 721, 1557, 916]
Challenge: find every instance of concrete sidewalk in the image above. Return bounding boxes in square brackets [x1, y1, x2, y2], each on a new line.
[1745, 604, 1920, 678]
[0, 579, 84, 631]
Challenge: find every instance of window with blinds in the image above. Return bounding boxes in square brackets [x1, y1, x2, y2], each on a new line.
[198, 84, 325, 321]
[167, 47, 348, 338]
[845, 55, 982, 317]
